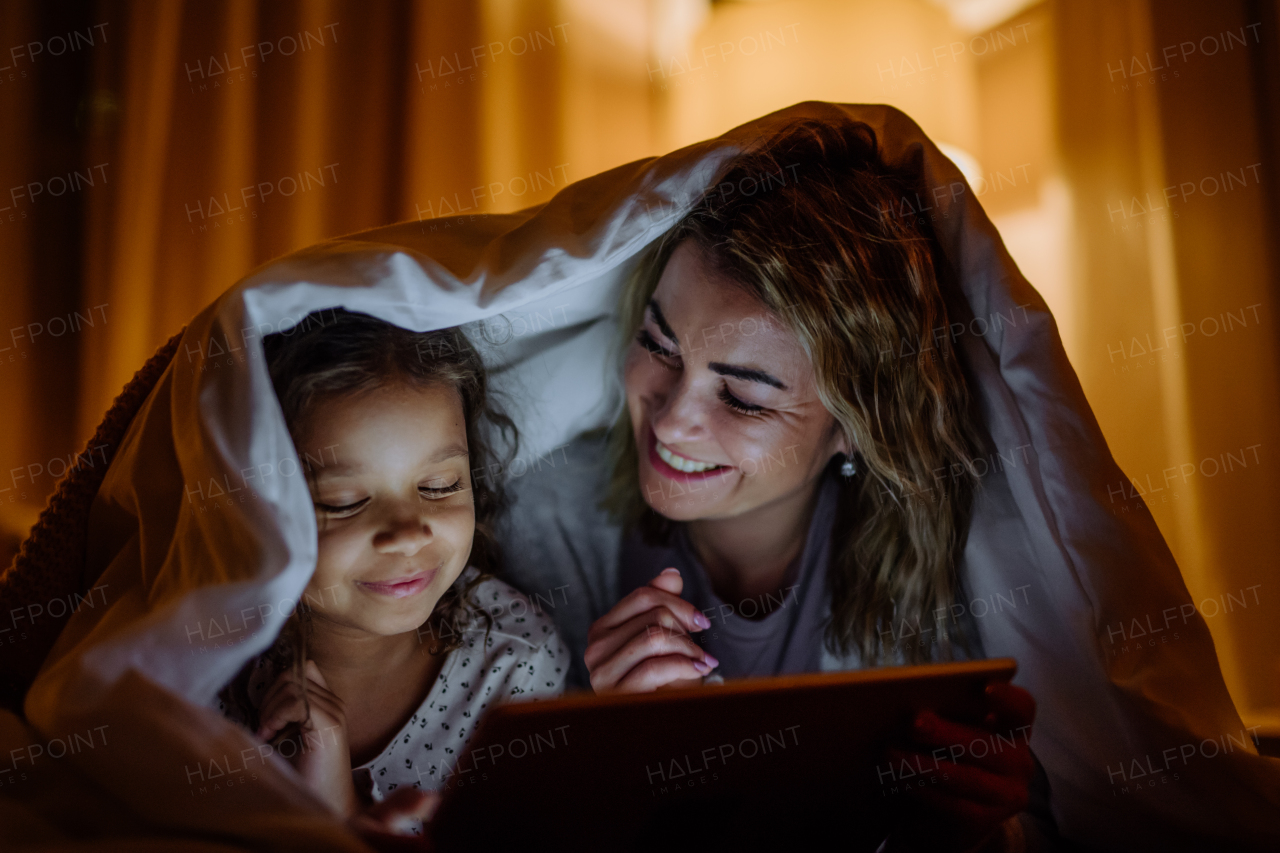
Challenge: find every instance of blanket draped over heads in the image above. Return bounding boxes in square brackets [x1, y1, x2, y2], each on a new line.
[6, 102, 1277, 851]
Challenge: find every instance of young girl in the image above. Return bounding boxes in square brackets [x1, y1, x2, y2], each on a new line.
[218, 308, 568, 836]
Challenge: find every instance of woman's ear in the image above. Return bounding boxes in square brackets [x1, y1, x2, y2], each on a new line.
[825, 420, 851, 461]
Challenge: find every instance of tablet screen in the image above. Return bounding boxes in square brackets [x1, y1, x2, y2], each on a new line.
[431, 657, 1016, 850]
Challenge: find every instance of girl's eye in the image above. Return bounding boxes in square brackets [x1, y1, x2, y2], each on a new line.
[315, 498, 369, 516]
[718, 383, 765, 415]
[635, 329, 679, 362]
[420, 479, 465, 499]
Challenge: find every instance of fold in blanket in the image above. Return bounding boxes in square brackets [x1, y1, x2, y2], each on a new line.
[2, 101, 1277, 851]
[0, 331, 183, 712]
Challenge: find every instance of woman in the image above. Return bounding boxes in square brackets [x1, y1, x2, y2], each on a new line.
[589, 119, 991, 690]
[490, 105, 1279, 852]
[530, 119, 1045, 851]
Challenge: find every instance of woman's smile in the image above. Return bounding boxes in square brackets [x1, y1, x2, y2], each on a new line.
[650, 430, 730, 479]
[356, 567, 439, 599]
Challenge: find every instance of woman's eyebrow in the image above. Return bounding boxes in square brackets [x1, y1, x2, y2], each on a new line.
[708, 362, 788, 390]
[647, 299, 679, 345]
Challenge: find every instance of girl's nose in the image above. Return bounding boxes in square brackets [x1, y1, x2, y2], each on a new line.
[374, 512, 433, 556]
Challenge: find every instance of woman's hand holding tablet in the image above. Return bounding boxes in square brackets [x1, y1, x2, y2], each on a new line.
[883, 680, 1038, 852]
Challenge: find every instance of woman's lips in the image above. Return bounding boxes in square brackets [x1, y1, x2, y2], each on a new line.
[357, 569, 437, 599]
[646, 427, 732, 484]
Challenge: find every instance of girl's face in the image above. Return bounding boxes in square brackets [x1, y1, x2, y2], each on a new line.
[624, 240, 848, 521]
[294, 381, 475, 637]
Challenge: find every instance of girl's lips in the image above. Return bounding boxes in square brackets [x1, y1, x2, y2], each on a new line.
[646, 427, 732, 484]
[357, 569, 437, 599]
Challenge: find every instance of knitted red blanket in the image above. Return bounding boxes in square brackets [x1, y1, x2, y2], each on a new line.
[0, 331, 183, 713]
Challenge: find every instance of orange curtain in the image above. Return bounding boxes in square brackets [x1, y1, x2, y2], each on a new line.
[3, 0, 664, 553]
[3, 0, 1279, 731]
[79, 0, 474, 443]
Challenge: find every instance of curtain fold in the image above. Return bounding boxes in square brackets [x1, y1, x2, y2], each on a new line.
[2, 0, 1278, 742]
[72, 0, 577, 443]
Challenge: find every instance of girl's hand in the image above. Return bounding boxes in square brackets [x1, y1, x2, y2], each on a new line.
[584, 568, 718, 693]
[347, 787, 440, 851]
[883, 681, 1037, 852]
[257, 659, 358, 818]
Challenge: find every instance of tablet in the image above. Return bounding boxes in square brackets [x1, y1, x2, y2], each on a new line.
[430, 657, 1017, 851]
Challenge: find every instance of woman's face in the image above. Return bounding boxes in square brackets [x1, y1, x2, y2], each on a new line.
[624, 240, 848, 522]
[293, 381, 475, 637]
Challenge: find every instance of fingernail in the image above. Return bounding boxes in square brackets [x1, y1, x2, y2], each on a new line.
[703, 653, 719, 668]
[984, 712, 997, 727]
[693, 659, 711, 674]
[661, 567, 681, 576]
[694, 612, 711, 629]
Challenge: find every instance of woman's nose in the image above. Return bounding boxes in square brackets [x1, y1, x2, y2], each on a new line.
[649, 375, 707, 443]
[373, 511, 433, 556]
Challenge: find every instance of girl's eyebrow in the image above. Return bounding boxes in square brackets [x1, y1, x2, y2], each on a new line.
[708, 362, 788, 390]
[647, 299, 679, 345]
[310, 445, 467, 477]
[429, 445, 469, 464]
[312, 464, 358, 478]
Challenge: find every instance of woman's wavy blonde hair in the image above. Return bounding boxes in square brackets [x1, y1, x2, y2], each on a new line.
[604, 118, 988, 665]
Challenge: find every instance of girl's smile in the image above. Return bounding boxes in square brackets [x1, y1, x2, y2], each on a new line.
[356, 568, 440, 599]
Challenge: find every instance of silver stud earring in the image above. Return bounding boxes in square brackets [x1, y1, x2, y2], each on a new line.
[840, 455, 857, 478]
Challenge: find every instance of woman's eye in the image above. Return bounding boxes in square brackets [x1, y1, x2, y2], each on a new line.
[718, 383, 765, 415]
[314, 498, 369, 516]
[420, 479, 465, 499]
[635, 329, 679, 362]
